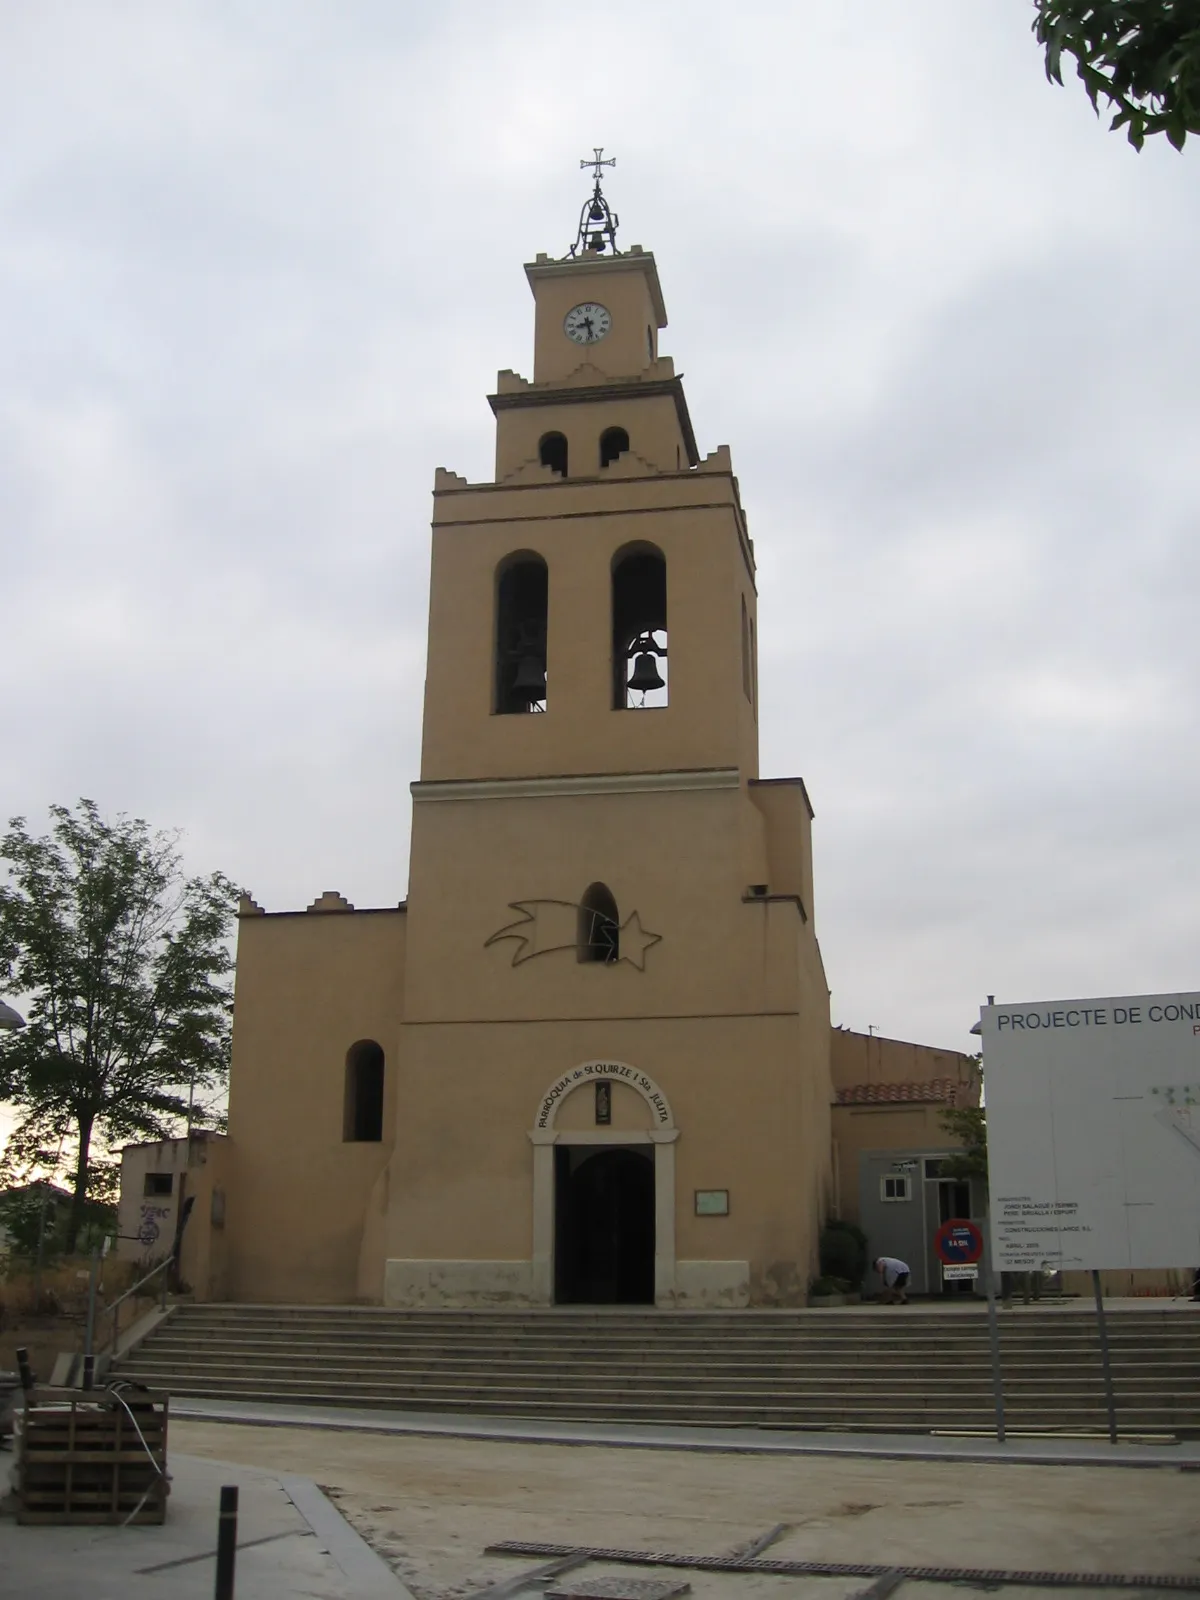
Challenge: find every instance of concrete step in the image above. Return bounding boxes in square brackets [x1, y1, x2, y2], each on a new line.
[132, 1328, 1200, 1358]
[136, 1326, 1200, 1354]
[111, 1304, 1199, 1436]
[122, 1379, 1194, 1431]
[117, 1347, 1200, 1384]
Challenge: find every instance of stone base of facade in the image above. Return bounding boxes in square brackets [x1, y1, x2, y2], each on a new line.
[383, 1257, 753, 1309]
[384, 1259, 535, 1307]
[668, 1260, 750, 1307]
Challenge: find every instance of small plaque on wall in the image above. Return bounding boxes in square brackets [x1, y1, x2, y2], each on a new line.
[694, 1189, 729, 1216]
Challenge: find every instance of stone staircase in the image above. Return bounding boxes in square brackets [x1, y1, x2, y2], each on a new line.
[112, 1304, 1200, 1436]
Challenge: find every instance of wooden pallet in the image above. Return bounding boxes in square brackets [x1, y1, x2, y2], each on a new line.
[16, 1388, 169, 1525]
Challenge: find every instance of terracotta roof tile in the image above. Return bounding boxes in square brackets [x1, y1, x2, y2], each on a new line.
[834, 1078, 962, 1106]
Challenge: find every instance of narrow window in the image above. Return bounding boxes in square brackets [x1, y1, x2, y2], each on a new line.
[646, 325, 654, 361]
[612, 543, 667, 709]
[143, 1172, 173, 1196]
[881, 1174, 912, 1202]
[539, 431, 568, 476]
[599, 427, 629, 469]
[741, 596, 751, 701]
[749, 616, 757, 708]
[344, 1040, 385, 1142]
[578, 882, 620, 963]
[495, 553, 548, 714]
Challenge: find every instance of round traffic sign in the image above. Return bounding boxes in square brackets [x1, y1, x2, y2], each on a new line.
[935, 1218, 984, 1265]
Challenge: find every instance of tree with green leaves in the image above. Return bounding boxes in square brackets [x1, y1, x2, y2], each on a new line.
[937, 1103, 988, 1183]
[0, 800, 237, 1251]
[1034, 2, 1200, 150]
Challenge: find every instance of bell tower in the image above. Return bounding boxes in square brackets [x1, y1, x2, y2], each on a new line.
[392, 160, 831, 1312]
[417, 156, 761, 788]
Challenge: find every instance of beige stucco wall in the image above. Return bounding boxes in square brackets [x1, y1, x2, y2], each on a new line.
[832, 1105, 956, 1225]
[524, 248, 664, 385]
[421, 474, 759, 786]
[829, 1031, 980, 1225]
[182, 244, 842, 1308]
[117, 1134, 226, 1267]
[222, 905, 406, 1303]
[830, 1029, 980, 1096]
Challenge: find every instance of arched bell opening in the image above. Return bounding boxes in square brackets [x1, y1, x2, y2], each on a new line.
[577, 881, 620, 964]
[599, 426, 629, 470]
[495, 552, 548, 714]
[539, 431, 568, 477]
[611, 543, 667, 710]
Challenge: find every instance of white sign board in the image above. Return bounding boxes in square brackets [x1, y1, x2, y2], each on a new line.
[981, 992, 1200, 1272]
[942, 1264, 979, 1282]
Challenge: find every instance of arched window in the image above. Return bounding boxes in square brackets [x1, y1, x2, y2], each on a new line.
[495, 552, 548, 714]
[539, 431, 568, 476]
[611, 543, 667, 709]
[578, 882, 620, 963]
[344, 1040, 385, 1142]
[599, 427, 629, 469]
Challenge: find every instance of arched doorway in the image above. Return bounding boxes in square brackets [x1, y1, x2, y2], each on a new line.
[528, 1061, 678, 1306]
[554, 1145, 655, 1305]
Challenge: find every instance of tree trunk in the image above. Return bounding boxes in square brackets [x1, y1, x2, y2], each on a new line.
[64, 1115, 94, 1254]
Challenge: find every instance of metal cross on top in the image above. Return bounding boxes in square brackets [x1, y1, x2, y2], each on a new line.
[580, 147, 616, 186]
[570, 148, 619, 257]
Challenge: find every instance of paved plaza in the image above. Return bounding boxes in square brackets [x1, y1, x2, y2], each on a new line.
[5, 1403, 1198, 1599]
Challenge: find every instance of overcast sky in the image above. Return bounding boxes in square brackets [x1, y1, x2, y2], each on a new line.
[2, 1, 1197, 1061]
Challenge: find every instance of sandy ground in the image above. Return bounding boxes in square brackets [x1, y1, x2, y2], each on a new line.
[172, 1419, 1200, 1599]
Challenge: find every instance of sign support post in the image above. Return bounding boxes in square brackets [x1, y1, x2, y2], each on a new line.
[1091, 1270, 1118, 1443]
[983, 1227, 1005, 1443]
[936, 1218, 1004, 1442]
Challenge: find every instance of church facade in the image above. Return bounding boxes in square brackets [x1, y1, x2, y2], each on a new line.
[138, 191, 979, 1309]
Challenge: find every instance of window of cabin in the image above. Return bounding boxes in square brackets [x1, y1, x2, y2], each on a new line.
[143, 1172, 173, 1196]
[495, 552, 548, 714]
[881, 1174, 912, 1202]
[611, 543, 667, 709]
[344, 1040, 385, 1142]
[577, 882, 620, 964]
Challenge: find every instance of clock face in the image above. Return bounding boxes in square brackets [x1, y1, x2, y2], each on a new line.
[564, 303, 611, 344]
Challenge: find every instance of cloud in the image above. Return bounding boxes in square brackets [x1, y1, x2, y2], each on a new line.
[1, 0, 1197, 1063]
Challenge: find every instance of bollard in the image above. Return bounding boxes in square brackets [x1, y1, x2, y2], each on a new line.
[215, 1484, 239, 1599]
[15, 1348, 34, 1392]
[81, 1354, 95, 1393]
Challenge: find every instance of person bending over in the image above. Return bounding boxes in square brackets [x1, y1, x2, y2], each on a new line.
[874, 1255, 910, 1304]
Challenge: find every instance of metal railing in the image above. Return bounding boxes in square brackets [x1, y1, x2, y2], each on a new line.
[87, 1253, 175, 1364]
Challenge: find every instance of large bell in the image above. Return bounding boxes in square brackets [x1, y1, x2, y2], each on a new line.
[627, 652, 665, 694]
[511, 655, 546, 703]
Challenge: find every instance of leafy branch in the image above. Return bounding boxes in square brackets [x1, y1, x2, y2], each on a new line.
[1034, 1, 1200, 150]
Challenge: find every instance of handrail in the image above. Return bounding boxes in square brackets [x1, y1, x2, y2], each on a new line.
[90, 1253, 175, 1359]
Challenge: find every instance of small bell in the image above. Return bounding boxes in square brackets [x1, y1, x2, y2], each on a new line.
[511, 655, 546, 703]
[589, 201, 605, 222]
[627, 653, 665, 694]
